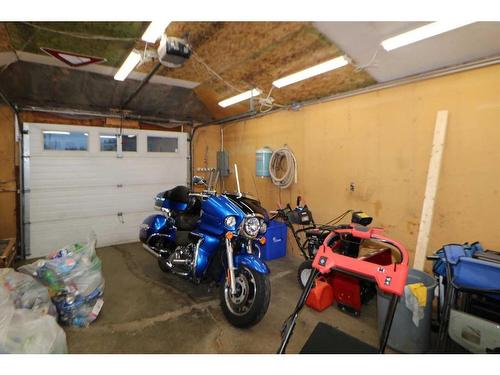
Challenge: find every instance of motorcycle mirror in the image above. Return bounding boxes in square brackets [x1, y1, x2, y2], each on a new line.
[192, 176, 207, 186]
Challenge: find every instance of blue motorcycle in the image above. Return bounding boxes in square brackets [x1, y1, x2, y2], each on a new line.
[139, 173, 271, 327]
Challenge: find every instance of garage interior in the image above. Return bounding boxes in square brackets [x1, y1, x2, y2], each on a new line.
[1, 20, 500, 355]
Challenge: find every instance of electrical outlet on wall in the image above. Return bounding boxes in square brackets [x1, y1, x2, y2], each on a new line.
[349, 182, 355, 192]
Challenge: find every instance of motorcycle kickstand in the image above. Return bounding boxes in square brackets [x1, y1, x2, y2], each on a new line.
[277, 268, 319, 354]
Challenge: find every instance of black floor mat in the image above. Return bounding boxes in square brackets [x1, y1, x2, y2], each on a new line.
[300, 322, 378, 354]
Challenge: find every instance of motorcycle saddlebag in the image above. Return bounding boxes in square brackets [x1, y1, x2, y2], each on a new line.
[306, 276, 334, 312]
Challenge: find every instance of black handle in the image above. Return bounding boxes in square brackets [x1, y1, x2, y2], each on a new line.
[277, 268, 319, 354]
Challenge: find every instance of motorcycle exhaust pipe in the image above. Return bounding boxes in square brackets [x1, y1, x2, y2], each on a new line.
[142, 243, 160, 258]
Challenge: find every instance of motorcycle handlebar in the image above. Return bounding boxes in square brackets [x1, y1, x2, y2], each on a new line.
[188, 192, 210, 198]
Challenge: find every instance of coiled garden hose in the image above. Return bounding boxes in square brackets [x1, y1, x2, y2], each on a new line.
[269, 147, 297, 189]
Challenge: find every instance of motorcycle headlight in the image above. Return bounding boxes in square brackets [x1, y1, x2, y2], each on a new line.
[243, 216, 261, 237]
[260, 221, 267, 234]
[224, 216, 237, 229]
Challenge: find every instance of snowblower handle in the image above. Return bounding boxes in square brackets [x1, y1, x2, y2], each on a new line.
[316, 226, 409, 296]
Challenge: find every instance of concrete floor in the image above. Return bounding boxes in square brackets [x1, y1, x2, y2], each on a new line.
[63, 242, 382, 354]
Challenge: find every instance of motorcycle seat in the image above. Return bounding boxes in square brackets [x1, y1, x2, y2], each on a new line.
[175, 198, 201, 231]
[163, 185, 190, 204]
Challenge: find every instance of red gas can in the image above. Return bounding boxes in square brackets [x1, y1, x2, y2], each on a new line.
[306, 276, 335, 312]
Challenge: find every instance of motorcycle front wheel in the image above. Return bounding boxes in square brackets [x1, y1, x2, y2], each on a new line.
[220, 266, 270, 328]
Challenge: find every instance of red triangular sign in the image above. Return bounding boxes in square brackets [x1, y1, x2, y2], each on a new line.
[41, 47, 106, 67]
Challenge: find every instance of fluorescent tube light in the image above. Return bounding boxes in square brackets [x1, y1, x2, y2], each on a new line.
[114, 50, 142, 81]
[142, 21, 171, 43]
[100, 135, 117, 139]
[218, 89, 262, 108]
[381, 21, 475, 51]
[272, 55, 349, 89]
[43, 131, 70, 135]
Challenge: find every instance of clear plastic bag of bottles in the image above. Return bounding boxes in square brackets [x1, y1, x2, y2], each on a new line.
[19, 231, 105, 327]
[0, 268, 57, 316]
[0, 281, 67, 353]
[0, 287, 14, 343]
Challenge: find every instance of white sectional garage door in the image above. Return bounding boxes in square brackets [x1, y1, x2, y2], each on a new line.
[23, 123, 188, 258]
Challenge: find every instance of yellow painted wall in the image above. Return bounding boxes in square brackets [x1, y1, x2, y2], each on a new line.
[192, 125, 221, 177]
[193, 64, 500, 267]
[0, 105, 17, 239]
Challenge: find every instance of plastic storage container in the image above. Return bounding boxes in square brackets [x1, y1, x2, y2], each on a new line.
[260, 221, 287, 260]
[448, 308, 500, 353]
[256, 147, 273, 177]
[377, 268, 437, 353]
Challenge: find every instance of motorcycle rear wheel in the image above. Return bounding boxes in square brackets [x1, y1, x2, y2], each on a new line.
[220, 266, 270, 328]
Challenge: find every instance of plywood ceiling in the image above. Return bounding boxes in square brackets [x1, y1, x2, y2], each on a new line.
[165, 22, 375, 118]
[0, 22, 376, 120]
[4, 22, 148, 66]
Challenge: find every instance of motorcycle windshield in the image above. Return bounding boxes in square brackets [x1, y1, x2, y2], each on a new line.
[226, 194, 268, 220]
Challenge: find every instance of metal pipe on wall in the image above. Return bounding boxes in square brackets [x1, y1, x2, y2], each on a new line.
[195, 55, 500, 129]
[19, 105, 192, 126]
[189, 110, 257, 185]
[299, 54, 500, 109]
[188, 56, 500, 192]
[15, 114, 26, 259]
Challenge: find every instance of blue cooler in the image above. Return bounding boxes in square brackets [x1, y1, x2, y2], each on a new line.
[261, 221, 287, 260]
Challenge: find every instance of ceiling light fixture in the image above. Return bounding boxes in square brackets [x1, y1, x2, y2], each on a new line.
[142, 21, 171, 43]
[43, 131, 70, 135]
[114, 50, 142, 81]
[381, 21, 475, 51]
[272, 55, 350, 89]
[218, 88, 262, 108]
